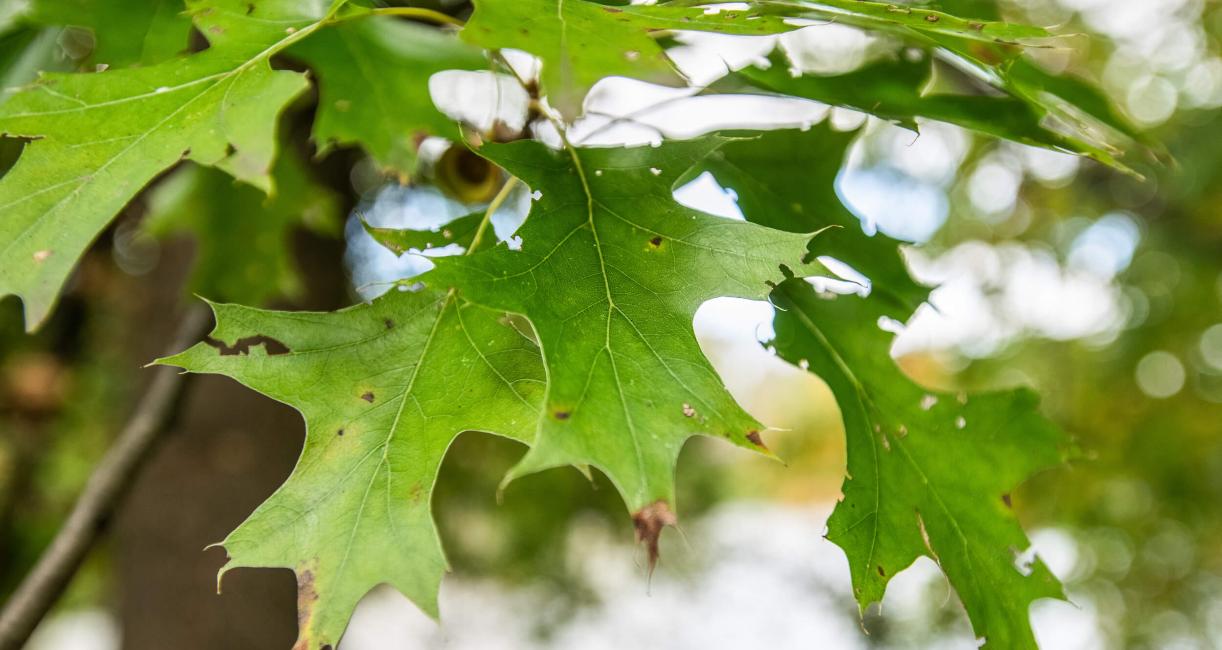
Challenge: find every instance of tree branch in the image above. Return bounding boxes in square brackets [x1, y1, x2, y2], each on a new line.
[0, 305, 212, 650]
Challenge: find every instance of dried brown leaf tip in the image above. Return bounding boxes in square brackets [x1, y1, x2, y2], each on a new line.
[633, 500, 677, 575]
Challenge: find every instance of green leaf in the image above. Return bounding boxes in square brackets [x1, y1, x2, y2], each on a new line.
[1005, 56, 1151, 148]
[730, 50, 1131, 171]
[25, 0, 192, 67]
[424, 136, 824, 522]
[692, 125, 926, 312]
[917, 0, 1000, 21]
[459, 0, 1080, 144]
[584, 2, 805, 36]
[678, 0, 1051, 44]
[144, 148, 340, 305]
[0, 0, 336, 330]
[462, 0, 1055, 121]
[887, 28, 1153, 162]
[463, 0, 685, 119]
[364, 211, 484, 255]
[158, 288, 544, 650]
[770, 279, 1067, 649]
[661, 2, 1144, 172]
[290, 18, 485, 176]
[461, 0, 824, 119]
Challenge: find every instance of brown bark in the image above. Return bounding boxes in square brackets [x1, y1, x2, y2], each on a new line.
[112, 372, 301, 650]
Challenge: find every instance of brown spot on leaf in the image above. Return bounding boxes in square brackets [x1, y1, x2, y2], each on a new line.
[877, 565, 886, 577]
[384, 318, 394, 329]
[361, 392, 375, 403]
[649, 236, 663, 248]
[1001, 493, 1012, 508]
[295, 569, 319, 630]
[969, 21, 985, 30]
[633, 500, 677, 576]
[603, 6, 623, 12]
[204, 335, 290, 356]
[408, 483, 424, 502]
[924, 14, 939, 22]
[336, 429, 344, 437]
[553, 409, 571, 420]
[746, 430, 766, 448]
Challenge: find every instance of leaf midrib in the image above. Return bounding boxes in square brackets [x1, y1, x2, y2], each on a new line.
[561, 140, 650, 500]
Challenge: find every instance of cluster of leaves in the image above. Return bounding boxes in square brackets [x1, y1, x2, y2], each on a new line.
[0, 1, 1144, 648]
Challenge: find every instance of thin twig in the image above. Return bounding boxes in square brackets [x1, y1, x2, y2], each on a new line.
[468, 176, 520, 254]
[338, 6, 465, 28]
[0, 305, 212, 650]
